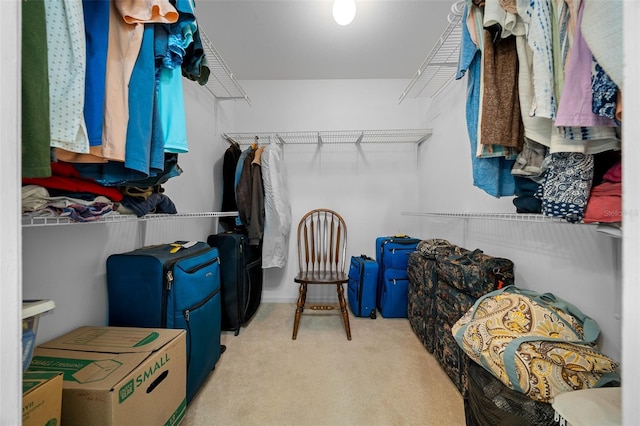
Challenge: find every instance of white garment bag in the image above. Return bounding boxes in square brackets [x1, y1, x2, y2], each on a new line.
[261, 144, 292, 268]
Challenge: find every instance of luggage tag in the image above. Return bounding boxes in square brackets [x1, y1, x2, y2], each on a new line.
[494, 268, 505, 289]
[169, 241, 198, 253]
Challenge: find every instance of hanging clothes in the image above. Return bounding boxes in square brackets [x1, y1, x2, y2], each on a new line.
[479, 29, 524, 150]
[479, 0, 524, 151]
[21, 0, 51, 178]
[56, 0, 179, 164]
[248, 146, 266, 245]
[123, 24, 159, 176]
[516, 0, 557, 119]
[44, 0, 89, 155]
[261, 144, 292, 269]
[456, 1, 515, 197]
[513, 15, 555, 148]
[554, 0, 615, 128]
[234, 145, 253, 227]
[580, 0, 623, 89]
[81, 0, 109, 151]
[236, 145, 265, 245]
[220, 139, 242, 232]
[155, 0, 198, 155]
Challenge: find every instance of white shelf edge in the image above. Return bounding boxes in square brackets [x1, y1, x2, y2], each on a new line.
[22, 299, 56, 319]
[223, 129, 433, 146]
[402, 212, 623, 237]
[403, 211, 586, 224]
[22, 211, 239, 228]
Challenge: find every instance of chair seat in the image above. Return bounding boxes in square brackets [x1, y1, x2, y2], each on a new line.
[294, 270, 348, 284]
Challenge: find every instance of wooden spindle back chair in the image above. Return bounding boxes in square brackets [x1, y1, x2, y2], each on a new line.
[292, 209, 351, 340]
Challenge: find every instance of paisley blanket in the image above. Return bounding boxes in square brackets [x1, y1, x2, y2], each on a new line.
[452, 286, 620, 403]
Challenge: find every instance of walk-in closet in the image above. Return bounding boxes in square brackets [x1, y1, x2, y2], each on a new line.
[4, 1, 640, 425]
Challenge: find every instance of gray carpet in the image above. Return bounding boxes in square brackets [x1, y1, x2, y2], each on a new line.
[182, 303, 465, 426]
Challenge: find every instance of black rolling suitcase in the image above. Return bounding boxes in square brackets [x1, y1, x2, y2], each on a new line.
[207, 232, 263, 335]
[106, 241, 223, 404]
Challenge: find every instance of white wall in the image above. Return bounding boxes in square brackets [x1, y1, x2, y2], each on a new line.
[622, 3, 640, 422]
[221, 79, 432, 303]
[1, 1, 22, 422]
[416, 80, 516, 212]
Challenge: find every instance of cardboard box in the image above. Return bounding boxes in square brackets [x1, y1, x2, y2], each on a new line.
[22, 371, 63, 426]
[29, 326, 187, 426]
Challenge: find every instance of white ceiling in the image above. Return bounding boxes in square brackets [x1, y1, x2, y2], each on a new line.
[193, 0, 460, 80]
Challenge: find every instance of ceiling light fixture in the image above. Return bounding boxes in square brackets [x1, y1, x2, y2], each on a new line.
[332, 0, 356, 26]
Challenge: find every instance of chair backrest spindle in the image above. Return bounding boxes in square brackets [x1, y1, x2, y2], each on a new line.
[297, 209, 347, 275]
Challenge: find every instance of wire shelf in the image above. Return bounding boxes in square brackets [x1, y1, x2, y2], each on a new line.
[22, 212, 238, 227]
[199, 29, 250, 105]
[401, 212, 586, 223]
[401, 212, 622, 237]
[399, 0, 464, 103]
[223, 129, 433, 146]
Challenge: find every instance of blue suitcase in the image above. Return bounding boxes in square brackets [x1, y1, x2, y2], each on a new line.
[106, 241, 222, 404]
[376, 235, 421, 270]
[347, 255, 378, 319]
[375, 235, 420, 317]
[379, 268, 412, 318]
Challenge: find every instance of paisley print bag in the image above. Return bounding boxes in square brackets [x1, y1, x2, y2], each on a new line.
[452, 286, 620, 403]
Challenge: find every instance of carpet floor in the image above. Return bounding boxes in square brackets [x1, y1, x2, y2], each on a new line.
[182, 303, 465, 426]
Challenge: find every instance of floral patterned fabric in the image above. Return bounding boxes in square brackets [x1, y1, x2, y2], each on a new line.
[452, 286, 620, 403]
[537, 152, 594, 223]
[591, 60, 619, 124]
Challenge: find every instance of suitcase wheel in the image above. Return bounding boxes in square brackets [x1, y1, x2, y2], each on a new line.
[369, 310, 377, 319]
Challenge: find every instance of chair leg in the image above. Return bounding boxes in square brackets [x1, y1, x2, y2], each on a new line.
[336, 284, 352, 340]
[292, 283, 307, 340]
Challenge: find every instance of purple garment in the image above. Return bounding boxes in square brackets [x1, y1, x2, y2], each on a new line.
[51, 202, 113, 222]
[555, 1, 616, 127]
